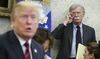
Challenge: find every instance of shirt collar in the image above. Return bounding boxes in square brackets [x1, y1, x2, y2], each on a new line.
[14, 32, 32, 46]
[73, 23, 82, 29]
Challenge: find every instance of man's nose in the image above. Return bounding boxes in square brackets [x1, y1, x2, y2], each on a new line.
[74, 13, 78, 16]
[27, 17, 33, 24]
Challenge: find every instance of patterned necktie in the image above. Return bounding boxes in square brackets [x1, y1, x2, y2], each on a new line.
[76, 26, 81, 51]
[24, 42, 31, 59]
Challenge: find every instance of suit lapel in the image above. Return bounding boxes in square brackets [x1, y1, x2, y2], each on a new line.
[9, 31, 25, 59]
[65, 23, 73, 46]
[68, 23, 73, 46]
[31, 40, 38, 59]
[82, 24, 88, 44]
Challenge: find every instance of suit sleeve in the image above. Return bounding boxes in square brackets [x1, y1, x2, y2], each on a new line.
[91, 28, 96, 42]
[0, 41, 6, 59]
[51, 24, 66, 40]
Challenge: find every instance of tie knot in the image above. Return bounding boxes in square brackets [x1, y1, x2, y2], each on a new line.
[24, 42, 29, 48]
[76, 26, 80, 29]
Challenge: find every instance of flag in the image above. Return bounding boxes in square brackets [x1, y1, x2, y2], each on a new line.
[39, 11, 51, 32]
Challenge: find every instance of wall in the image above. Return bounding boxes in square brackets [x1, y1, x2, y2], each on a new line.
[0, 18, 10, 34]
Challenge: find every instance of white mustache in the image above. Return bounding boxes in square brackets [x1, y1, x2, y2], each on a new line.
[73, 16, 80, 19]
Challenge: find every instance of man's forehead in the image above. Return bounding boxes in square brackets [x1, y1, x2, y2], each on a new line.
[70, 7, 84, 13]
[15, 7, 38, 14]
[72, 7, 82, 11]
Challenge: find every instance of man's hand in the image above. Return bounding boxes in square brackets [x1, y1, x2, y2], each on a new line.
[63, 13, 73, 26]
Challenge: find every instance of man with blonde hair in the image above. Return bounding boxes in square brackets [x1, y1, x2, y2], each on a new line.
[0, 1, 44, 59]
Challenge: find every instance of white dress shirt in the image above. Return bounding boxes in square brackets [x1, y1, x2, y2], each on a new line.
[70, 23, 83, 58]
[15, 32, 33, 59]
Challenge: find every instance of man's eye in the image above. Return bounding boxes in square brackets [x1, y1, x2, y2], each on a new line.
[77, 12, 80, 14]
[20, 15, 28, 18]
[31, 16, 36, 18]
[31, 15, 38, 19]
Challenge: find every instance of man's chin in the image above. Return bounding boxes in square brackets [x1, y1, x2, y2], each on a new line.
[24, 33, 34, 38]
[73, 21, 81, 25]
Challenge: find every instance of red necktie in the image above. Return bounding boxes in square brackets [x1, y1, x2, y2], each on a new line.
[76, 26, 81, 51]
[24, 42, 31, 59]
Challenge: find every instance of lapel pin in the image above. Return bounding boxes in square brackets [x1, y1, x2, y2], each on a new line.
[34, 49, 37, 53]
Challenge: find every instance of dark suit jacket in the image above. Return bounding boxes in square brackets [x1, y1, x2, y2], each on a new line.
[52, 23, 96, 59]
[0, 30, 45, 59]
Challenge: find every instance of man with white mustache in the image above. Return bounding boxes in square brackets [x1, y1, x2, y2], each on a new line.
[52, 4, 96, 59]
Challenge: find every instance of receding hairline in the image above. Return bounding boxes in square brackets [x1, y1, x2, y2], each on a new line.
[69, 4, 85, 13]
